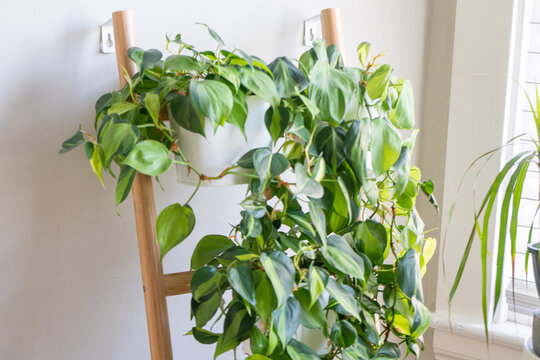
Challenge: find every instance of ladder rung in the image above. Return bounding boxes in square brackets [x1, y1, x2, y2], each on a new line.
[164, 270, 194, 296]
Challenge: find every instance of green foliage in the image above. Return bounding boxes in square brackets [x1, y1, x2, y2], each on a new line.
[61, 31, 438, 359]
[450, 87, 540, 341]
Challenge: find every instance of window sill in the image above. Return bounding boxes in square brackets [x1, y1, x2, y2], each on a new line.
[431, 311, 531, 359]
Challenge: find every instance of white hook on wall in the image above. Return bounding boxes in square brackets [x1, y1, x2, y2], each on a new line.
[303, 14, 322, 47]
[100, 19, 115, 54]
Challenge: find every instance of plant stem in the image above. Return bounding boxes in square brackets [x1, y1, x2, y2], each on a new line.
[185, 177, 201, 206]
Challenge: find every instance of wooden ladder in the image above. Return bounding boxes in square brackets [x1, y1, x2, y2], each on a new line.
[111, 8, 346, 359]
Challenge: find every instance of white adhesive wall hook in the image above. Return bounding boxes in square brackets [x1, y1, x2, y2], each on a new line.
[100, 19, 115, 54]
[303, 15, 322, 47]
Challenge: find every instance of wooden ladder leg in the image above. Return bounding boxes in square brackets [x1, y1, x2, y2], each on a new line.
[112, 10, 174, 360]
[321, 8, 347, 64]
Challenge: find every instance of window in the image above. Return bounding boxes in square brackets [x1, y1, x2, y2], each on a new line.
[504, 0, 540, 323]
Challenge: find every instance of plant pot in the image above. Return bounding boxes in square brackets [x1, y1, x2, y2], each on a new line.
[524, 337, 540, 360]
[170, 96, 271, 186]
[527, 243, 540, 298]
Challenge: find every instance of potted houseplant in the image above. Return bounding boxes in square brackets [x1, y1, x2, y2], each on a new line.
[448, 87, 540, 354]
[60, 27, 438, 359]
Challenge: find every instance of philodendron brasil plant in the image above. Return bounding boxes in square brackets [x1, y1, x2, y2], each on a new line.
[60, 26, 438, 359]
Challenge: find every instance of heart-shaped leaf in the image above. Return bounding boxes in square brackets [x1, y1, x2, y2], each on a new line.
[367, 64, 392, 100]
[322, 235, 366, 281]
[168, 93, 205, 137]
[163, 55, 206, 73]
[156, 203, 195, 260]
[370, 117, 401, 176]
[127, 47, 162, 74]
[191, 235, 235, 269]
[189, 79, 233, 128]
[308, 61, 354, 125]
[268, 56, 308, 98]
[121, 140, 172, 176]
[353, 220, 389, 265]
[239, 68, 280, 107]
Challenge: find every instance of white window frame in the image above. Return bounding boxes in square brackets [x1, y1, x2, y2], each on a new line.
[498, 0, 539, 325]
[432, 0, 534, 358]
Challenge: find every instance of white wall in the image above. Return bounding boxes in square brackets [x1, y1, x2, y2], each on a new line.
[0, 1, 429, 359]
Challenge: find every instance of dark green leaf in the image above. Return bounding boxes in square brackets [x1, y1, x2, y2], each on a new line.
[250, 327, 268, 355]
[268, 56, 308, 97]
[327, 44, 344, 68]
[309, 201, 327, 245]
[192, 291, 221, 328]
[228, 264, 256, 307]
[169, 93, 205, 137]
[353, 220, 388, 265]
[309, 265, 328, 307]
[189, 79, 233, 128]
[84, 142, 94, 160]
[272, 296, 301, 347]
[286, 209, 317, 239]
[115, 165, 135, 209]
[100, 122, 138, 165]
[393, 146, 410, 196]
[127, 47, 162, 74]
[227, 91, 248, 136]
[264, 106, 290, 142]
[191, 235, 235, 269]
[344, 119, 370, 186]
[323, 235, 366, 281]
[326, 278, 361, 320]
[240, 211, 262, 238]
[59, 127, 84, 154]
[294, 288, 326, 330]
[237, 147, 264, 169]
[192, 327, 219, 344]
[254, 270, 277, 321]
[331, 320, 357, 347]
[197, 23, 224, 46]
[215, 301, 255, 358]
[373, 342, 401, 360]
[342, 341, 371, 360]
[253, 148, 288, 190]
[286, 339, 320, 360]
[260, 252, 295, 308]
[313, 125, 345, 171]
[191, 266, 220, 301]
[410, 297, 431, 338]
[396, 249, 421, 300]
